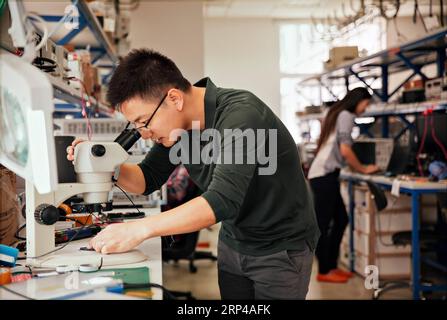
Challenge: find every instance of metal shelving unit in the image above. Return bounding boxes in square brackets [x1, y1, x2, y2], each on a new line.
[298, 27, 447, 139]
[19, 0, 119, 117]
[49, 75, 113, 116]
[24, 0, 118, 64]
[301, 27, 447, 103]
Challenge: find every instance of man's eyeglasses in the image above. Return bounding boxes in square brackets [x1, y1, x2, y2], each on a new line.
[128, 93, 168, 131]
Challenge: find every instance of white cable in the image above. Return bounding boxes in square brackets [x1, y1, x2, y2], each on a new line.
[24, 0, 78, 53]
[78, 264, 99, 273]
[56, 265, 75, 273]
[47, 0, 79, 39]
[25, 12, 48, 51]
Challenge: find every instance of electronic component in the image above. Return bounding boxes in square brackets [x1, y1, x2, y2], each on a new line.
[104, 211, 145, 222]
[29, 31, 70, 82]
[67, 51, 83, 89]
[425, 78, 443, 100]
[425, 77, 444, 101]
[31, 32, 57, 73]
[67, 214, 94, 227]
[55, 225, 102, 244]
[56, 45, 70, 82]
[400, 79, 426, 103]
[40, 37, 57, 67]
[352, 138, 394, 172]
[401, 89, 426, 103]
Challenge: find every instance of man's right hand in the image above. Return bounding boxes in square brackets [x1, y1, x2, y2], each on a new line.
[66, 138, 85, 161]
[362, 164, 380, 174]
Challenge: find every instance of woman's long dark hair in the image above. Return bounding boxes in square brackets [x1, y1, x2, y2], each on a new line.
[316, 87, 372, 154]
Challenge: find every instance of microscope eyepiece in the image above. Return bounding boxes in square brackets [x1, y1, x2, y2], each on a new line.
[114, 128, 141, 151]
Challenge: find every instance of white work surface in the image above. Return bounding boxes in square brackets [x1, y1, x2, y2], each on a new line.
[0, 207, 163, 300]
[340, 169, 447, 191]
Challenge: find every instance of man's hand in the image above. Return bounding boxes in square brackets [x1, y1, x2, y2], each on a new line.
[87, 197, 216, 254]
[88, 221, 149, 254]
[66, 138, 85, 161]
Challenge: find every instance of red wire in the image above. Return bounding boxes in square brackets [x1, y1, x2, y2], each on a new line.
[71, 77, 93, 141]
[430, 113, 447, 160]
[79, 81, 92, 141]
[416, 109, 429, 176]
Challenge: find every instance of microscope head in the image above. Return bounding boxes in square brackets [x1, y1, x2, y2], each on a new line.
[70, 126, 141, 211]
[73, 142, 129, 205]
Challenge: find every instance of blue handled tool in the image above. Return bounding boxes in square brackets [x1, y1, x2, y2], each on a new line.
[0, 244, 19, 267]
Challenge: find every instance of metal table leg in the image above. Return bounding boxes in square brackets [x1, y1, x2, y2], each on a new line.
[348, 180, 355, 272]
[411, 191, 421, 300]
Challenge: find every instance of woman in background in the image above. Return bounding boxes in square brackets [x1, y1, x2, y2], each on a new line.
[308, 87, 379, 283]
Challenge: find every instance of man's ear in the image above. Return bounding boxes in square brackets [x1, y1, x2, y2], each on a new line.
[167, 88, 184, 111]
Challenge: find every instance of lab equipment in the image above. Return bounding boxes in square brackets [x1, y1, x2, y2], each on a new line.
[0, 52, 146, 269]
[351, 138, 394, 172]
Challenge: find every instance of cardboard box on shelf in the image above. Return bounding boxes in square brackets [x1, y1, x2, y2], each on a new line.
[324, 46, 359, 70]
[82, 63, 99, 96]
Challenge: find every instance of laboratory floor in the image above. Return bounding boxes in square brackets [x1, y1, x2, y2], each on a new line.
[162, 225, 413, 300]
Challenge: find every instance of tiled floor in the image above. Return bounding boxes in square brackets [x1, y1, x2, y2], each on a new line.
[163, 224, 413, 300]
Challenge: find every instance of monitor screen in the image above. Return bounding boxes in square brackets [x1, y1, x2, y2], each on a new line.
[352, 141, 375, 165]
[0, 52, 58, 194]
[0, 89, 29, 167]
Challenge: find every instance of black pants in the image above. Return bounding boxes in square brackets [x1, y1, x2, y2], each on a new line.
[309, 171, 348, 274]
[217, 241, 314, 300]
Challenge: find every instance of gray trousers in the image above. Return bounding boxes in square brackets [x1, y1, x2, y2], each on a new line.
[217, 241, 314, 300]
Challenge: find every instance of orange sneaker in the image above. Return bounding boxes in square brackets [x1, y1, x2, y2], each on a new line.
[317, 270, 349, 283]
[331, 268, 354, 278]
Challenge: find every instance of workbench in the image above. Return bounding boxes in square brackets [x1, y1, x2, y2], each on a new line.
[340, 169, 447, 300]
[0, 207, 163, 300]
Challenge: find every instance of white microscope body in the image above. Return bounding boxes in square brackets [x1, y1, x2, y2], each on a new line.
[26, 142, 147, 268]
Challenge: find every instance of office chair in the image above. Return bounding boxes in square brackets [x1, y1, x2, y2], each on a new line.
[161, 230, 217, 300]
[162, 231, 217, 274]
[366, 181, 446, 299]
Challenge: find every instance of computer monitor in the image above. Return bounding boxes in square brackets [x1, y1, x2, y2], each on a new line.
[386, 144, 415, 175]
[415, 112, 447, 158]
[352, 138, 394, 172]
[0, 52, 58, 194]
[352, 141, 375, 165]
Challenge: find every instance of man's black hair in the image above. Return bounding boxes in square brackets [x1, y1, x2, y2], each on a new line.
[106, 49, 191, 109]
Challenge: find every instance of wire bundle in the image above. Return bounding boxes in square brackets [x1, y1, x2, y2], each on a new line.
[416, 107, 447, 176]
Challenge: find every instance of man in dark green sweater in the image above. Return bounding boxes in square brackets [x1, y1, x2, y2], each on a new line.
[67, 49, 320, 299]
